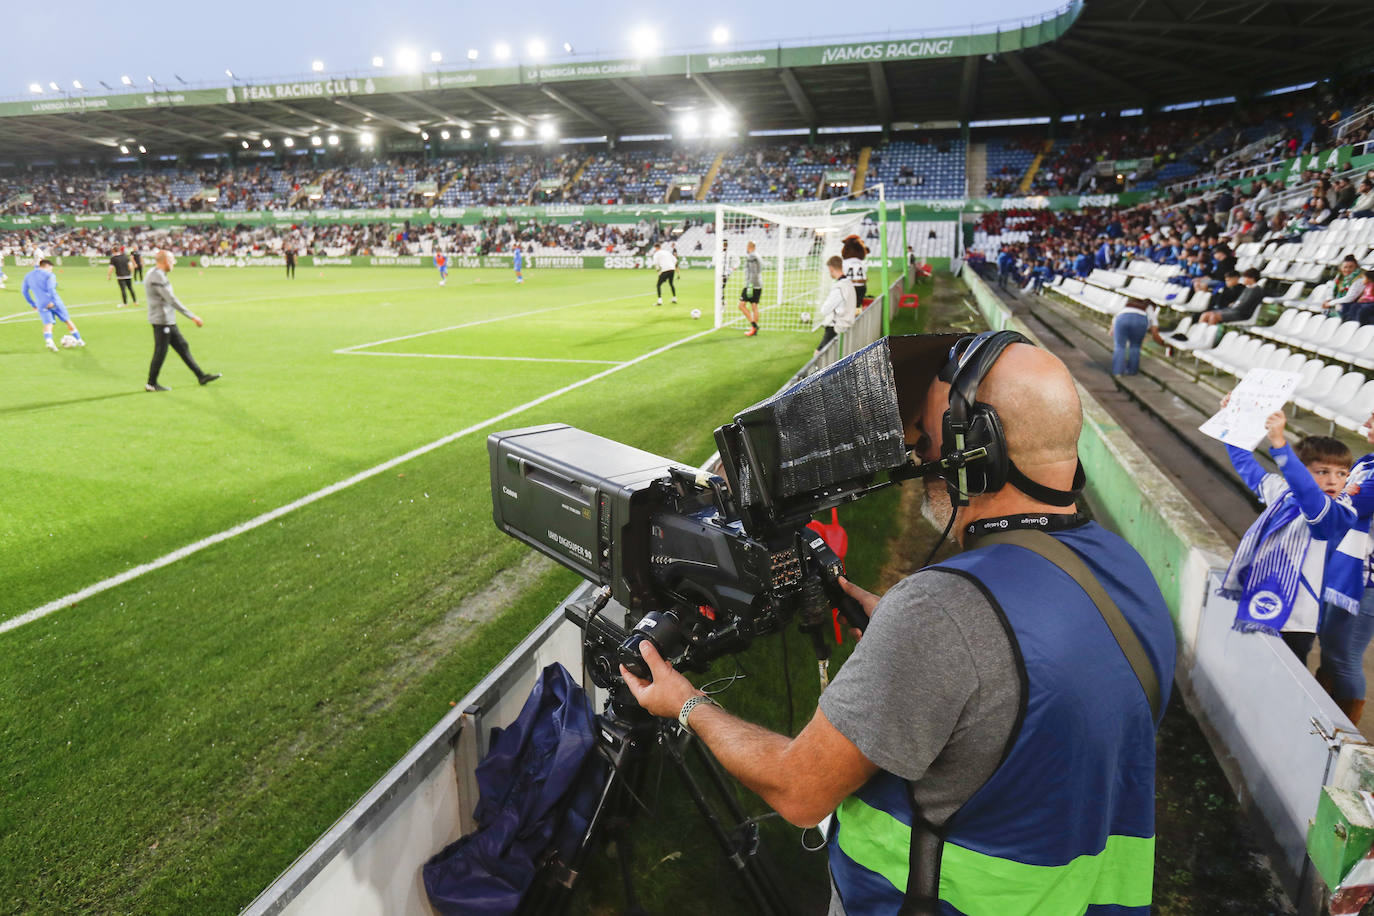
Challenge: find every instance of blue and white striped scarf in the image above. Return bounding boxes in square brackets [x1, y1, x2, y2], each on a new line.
[1324, 454, 1374, 614]
[1220, 492, 1307, 635]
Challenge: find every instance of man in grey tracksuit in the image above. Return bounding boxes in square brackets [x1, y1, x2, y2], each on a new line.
[144, 250, 220, 391]
[737, 240, 764, 336]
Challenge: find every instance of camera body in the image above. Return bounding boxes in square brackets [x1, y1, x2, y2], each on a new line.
[489, 424, 848, 683]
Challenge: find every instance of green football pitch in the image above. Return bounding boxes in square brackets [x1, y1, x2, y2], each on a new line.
[0, 264, 824, 913]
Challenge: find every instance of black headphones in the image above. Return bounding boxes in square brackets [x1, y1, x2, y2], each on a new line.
[933, 330, 1085, 507]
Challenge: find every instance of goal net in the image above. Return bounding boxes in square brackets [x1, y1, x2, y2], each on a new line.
[713, 198, 868, 333]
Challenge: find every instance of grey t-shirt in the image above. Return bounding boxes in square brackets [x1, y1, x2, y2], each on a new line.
[819, 568, 1022, 916]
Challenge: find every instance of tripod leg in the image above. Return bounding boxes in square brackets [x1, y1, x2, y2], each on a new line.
[665, 732, 791, 916]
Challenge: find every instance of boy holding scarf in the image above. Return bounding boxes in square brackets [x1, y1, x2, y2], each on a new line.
[1221, 405, 1353, 662]
[1322, 422, 1374, 724]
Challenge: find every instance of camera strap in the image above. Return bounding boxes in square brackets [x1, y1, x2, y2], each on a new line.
[975, 528, 1162, 723]
[963, 511, 1086, 542]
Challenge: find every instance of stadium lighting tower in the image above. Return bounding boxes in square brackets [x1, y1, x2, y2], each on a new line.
[430, 51, 442, 63]
[28, 83, 42, 93]
[538, 121, 556, 140]
[489, 126, 501, 138]
[311, 60, 324, 72]
[630, 26, 659, 58]
[397, 48, 420, 72]
[440, 129, 450, 140]
[712, 25, 729, 44]
[527, 39, 547, 60]
[494, 42, 511, 60]
[512, 125, 527, 139]
[120, 75, 133, 86]
[467, 49, 479, 61]
[372, 56, 384, 68]
[460, 128, 472, 139]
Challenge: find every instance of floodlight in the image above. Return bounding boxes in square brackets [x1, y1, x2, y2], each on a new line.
[679, 113, 700, 136]
[397, 48, 419, 72]
[712, 26, 729, 44]
[538, 121, 556, 140]
[225, 69, 235, 79]
[460, 128, 472, 139]
[283, 137, 295, 147]
[421, 130, 430, 140]
[440, 129, 450, 140]
[311, 135, 322, 146]
[527, 39, 547, 60]
[360, 130, 375, 146]
[494, 42, 511, 60]
[489, 126, 501, 138]
[119, 145, 129, 154]
[72, 80, 83, 90]
[312, 60, 324, 72]
[137, 145, 146, 154]
[630, 26, 659, 57]
[467, 49, 479, 61]
[241, 140, 250, 149]
[120, 75, 132, 85]
[563, 42, 574, 54]
[262, 139, 272, 148]
[709, 109, 732, 136]
[328, 134, 339, 146]
[512, 125, 527, 138]
[430, 51, 442, 63]
[146, 75, 155, 84]
[372, 56, 384, 68]
[28, 83, 42, 94]
[48, 81, 59, 92]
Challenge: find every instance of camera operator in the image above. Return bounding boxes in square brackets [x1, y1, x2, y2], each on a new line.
[621, 337, 1176, 915]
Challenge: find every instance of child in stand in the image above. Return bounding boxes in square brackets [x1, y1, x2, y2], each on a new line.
[1221, 401, 1353, 662]
[1322, 420, 1374, 724]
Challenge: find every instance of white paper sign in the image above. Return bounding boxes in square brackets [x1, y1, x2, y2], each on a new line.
[1198, 368, 1302, 449]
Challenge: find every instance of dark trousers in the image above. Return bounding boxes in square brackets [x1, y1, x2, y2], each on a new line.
[149, 324, 205, 384]
[133, 263, 143, 281]
[286, 256, 296, 278]
[1282, 630, 1315, 664]
[116, 277, 136, 303]
[657, 270, 676, 297]
[816, 325, 838, 352]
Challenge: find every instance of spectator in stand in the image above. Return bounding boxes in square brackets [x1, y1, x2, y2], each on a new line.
[1354, 271, 1374, 326]
[1110, 297, 1164, 377]
[1352, 180, 1374, 218]
[1200, 268, 1264, 325]
[1327, 257, 1368, 320]
[996, 247, 1016, 289]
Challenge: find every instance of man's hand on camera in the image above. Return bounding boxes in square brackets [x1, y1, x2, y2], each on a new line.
[838, 576, 879, 615]
[620, 642, 702, 719]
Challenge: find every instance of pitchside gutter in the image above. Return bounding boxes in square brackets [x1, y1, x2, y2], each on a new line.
[963, 264, 1368, 910]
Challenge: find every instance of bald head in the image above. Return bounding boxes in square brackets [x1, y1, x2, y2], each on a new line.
[978, 343, 1082, 471]
[155, 250, 176, 271]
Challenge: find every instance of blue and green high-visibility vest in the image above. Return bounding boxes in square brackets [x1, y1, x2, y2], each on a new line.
[827, 521, 1176, 915]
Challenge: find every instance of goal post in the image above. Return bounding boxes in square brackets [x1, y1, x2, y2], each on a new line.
[712, 198, 867, 333]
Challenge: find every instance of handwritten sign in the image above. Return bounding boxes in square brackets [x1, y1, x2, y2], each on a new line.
[1199, 368, 1302, 449]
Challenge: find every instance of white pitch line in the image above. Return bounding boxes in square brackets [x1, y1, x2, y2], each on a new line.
[341, 351, 625, 365]
[1, 323, 719, 636]
[335, 292, 645, 353]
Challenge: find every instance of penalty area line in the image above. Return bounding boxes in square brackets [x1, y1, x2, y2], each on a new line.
[340, 351, 624, 365]
[1, 323, 720, 637]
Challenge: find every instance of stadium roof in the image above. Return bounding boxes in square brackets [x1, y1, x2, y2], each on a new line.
[2, 0, 1372, 161]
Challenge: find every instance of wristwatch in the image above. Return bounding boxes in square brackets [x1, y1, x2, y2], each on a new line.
[678, 694, 718, 732]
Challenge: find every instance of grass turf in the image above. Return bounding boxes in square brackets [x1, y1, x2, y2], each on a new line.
[0, 263, 825, 913]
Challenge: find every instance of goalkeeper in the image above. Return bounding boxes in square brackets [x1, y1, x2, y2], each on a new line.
[737, 240, 763, 336]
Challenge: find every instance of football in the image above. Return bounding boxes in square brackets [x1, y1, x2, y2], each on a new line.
[799, 312, 810, 324]
[60, 335, 78, 348]
[690, 308, 701, 320]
